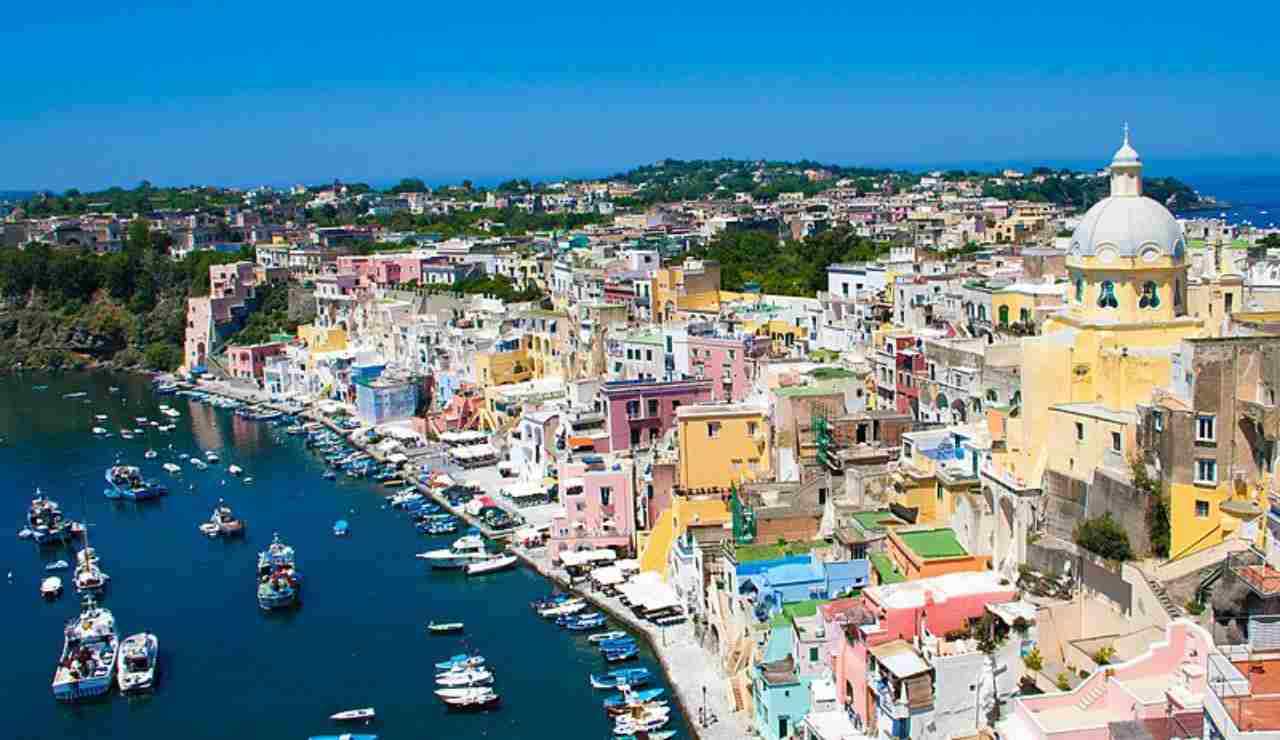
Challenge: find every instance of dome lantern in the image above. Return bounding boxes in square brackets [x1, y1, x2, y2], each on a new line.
[1110, 123, 1142, 197]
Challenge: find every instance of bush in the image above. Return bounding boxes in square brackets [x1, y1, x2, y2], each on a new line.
[1186, 599, 1206, 616]
[1093, 646, 1116, 665]
[143, 342, 182, 371]
[1073, 513, 1134, 561]
[1055, 672, 1071, 691]
[1023, 647, 1043, 672]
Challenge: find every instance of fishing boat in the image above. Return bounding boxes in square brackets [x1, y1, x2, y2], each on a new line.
[597, 637, 638, 653]
[104, 465, 166, 500]
[465, 554, 518, 576]
[603, 687, 665, 709]
[434, 654, 485, 671]
[116, 632, 158, 692]
[25, 492, 77, 545]
[228, 464, 243, 476]
[434, 687, 500, 709]
[565, 614, 607, 631]
[51, 596, 118, 701]
[74, 543, 109, 594]
[427, 621, 464, 634]
[588, 630, 629, 644]
[329, 707, 376, 722]
[45, 560, 70, 572]
[41, 576, 63, 599]
[590, 668, 651, 690]
[257, 534, 301, 610]
[603, 645, 639, 663]
[199, 500, 246, 538]
[538, 598, 587, 618]
[333, 520, 349, 536]
[416, 534, 490, 570]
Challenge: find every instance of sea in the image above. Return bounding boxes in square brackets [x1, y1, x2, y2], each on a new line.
[0, 371, 685, 740]
[1175, 174, 1280, 229]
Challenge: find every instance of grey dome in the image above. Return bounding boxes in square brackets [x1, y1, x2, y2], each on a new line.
[1070, 195, 1184, 261]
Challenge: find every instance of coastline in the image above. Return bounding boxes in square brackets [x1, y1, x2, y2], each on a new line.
[184, 377, 748, 740]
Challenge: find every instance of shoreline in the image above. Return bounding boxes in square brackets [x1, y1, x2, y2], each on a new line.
[183, 377, 746, 740]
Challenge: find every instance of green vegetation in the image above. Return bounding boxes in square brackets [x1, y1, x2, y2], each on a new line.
[1055, 672, 1072, 691]
[1092, 646, 1116, 665]
[1073, 513, 1134, 561]
[897, 528, 968, 559]
[1133, 456, 1170, 558]
[21, 181, 250, 217]
[734, 540, 821, 563]
[869, 552, 906, 584]
[1023, 647, 1044, 672]
[686, 227, 892, 297]
[1249, 234, 1280, 261]
[983, 173, 1204, 210]
[322, 207, 607, 239]
[227, 283, 298, 346]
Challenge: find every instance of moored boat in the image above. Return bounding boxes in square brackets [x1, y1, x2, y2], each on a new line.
[465, 554, 518, 576]
[427, 621, 464, 634]
[257, 534, 300, 610]
[200, 500, 245, 538]
[416, 534, 490, 570]
[329, 707, 376, 721]
[52, 596, 118, 701]
[25, 492, 77, 545]
[333, 520, 349, 537]
[116, 632, 158, 692]
[41, 576, 63, 599]
[104, 465, 166, 500]
[434, 667, 494, 687]
[434, 653, 485, 671]
[590, 667, 651, 689]
[434, 686, 500, 709]
[588, 630, 628, 644]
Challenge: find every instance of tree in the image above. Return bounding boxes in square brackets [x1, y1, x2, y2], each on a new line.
[127, 217, 154, 255]
[1133, 456, 1170, 557]
[1073, 513, 1134, 561]
[1250, 234, 1280, 261]
[388, 178, 429, 193]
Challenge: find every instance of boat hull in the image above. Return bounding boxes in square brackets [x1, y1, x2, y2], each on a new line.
[52, 675, 113, 701]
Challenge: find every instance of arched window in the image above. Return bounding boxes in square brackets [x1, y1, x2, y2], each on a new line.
[1097, 280, 1119, 309]
[1012, 390, 1022, 407]
[1019, 308, 1031, 322]
[1174, 279, 1183, 306]
[1139, 281, 1160, 309]
[978, 305, 987, 321]
[1074, 275, 1084, 303]
[935, 393, 949, 411]
[998, 305, 1010, 326]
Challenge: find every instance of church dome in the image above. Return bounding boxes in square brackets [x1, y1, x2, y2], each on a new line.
[1069, 127, 1185, 262]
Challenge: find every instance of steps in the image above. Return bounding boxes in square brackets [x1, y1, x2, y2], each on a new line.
[1075, 681, 1106, 711]
[1145, 574, 1182, 620]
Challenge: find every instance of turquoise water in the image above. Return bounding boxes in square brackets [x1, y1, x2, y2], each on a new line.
[0, 371, 683, 740]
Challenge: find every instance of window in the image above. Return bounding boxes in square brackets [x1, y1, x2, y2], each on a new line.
[986, 389, 998, 403]
[1075, 275, 1084, 303]
[929, 363, 936, 381]
[1197, 415, 1216, 442]
[1196, 458, 1217, 484]
[671, 400, 682, 413]
[998, 305, 1010, 326]
[936, 483, 944, 501]
[708, 421, 721, 439]
[626, 400, 639, 418]
[809, 647, 820, 662]
[630, 428, 641, 445]
[1262, 441, 1275, 474]
[1174, 279, 1183, 307]
[1111, 431, 1122, 453]
[646, 349, 653, 362]
[1195, 500, 1210, 518]
[1139, 281, 1160, 309]
[647, 399, 659, 417]
[1097, 280, 1119, 309]
[1020, 308, 1031, 322]
[600, 486, 612, 506]
[728, 349, 736, 360]
[1075, 422, 1085, 442]
[747, 421, 758, 436]
[1153, 410, 1164, 432]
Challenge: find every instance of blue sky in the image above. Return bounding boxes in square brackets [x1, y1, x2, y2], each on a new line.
[3, 0, 1276, 190]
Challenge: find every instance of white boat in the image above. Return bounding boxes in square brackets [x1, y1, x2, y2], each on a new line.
[45, 560, 70, 572]
[76, 548, 99, 568]
[94, 414, 108, 421]
[161, 408, 180, 418]
[538, 599, 586, 618]
[434, 668, 493, 687]
[329, 707, 376, 721]
[434, 686, 500, 705]
[427, 621, 464, 634]
[205, 451, 220, 463]
[588, 630, 628, 644]
[190, 458, 208, 470]
[74, 563, 109, 593]
[91, 427, 108, 436]
[116, 633, 158, 692]
[465, 554, 518, 576]
[228, 465, 243, 476]
[41, 576, 63, 599]
[416, 535, 489, 569]
[162, 463, 181, 474]
[144, 450, 158, 459]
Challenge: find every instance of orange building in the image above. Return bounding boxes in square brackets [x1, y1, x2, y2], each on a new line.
[884, 527, 990, 580]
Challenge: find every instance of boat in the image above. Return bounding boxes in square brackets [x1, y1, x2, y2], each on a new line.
[162, 462, 181, 475]
[257, 533, 295, 574]
[465, 554, 518, 576]
[74, 561, 109, 593]
[45, 560, 70, 572]
[307, 735, 378, 740]
[588, 631, 629, 644]
[104, 465, 166, 500]
[590, 668, 651, 689]
[51, 596, 118, 701]
[41, 576, 63, 599]
[434, 687, 500, 709]
[603, 687, 665, 709]
[257, 534, 300, 610]
[143, 449, 157, 459]
[242, 477, 254, 485]
[91, 427, 108, 436]
[603, 645, 639, 663]
[538, 598, 587, 618]
[94, 414, 109, 421]
[205, 451, 220, 463]
[189, 458, 208, 470]
[427, 621, 464, 634]
[434, 668, 494, 687]
[329, 708, 376, 722]
[416, 534, 490, 570]
[434, 654, 485, 671]
[333, 520, 349, 536]
[63, 392, 88, 399]
[322, 471, 337, 480]
[116, 632, 158, 692]
[597, 637, 637, 652]
[616, 733, 675, 740]
[199, 500, 246, 538]
[228, 464, 243, 476]
[565, 614, 607, 631]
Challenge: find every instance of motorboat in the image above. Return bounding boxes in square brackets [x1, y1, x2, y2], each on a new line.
[74, 560, 109, 594]
[416, 535, 490, 570]
[257, 533, 295, 575]
[427, 621, 464, 634]
[603, 687, 665, 709]
[45, 560, 70, 572]
[94, 414, 109, 422]
[41, 576, 64, 599]
[329, 707, 376, 722]
[25, 494, 79, 545]
[76, 547, 99, 568]
[465, 554, 518, 576]
[564, 614, 607, 631]
[144, 449, 158, 459]
[51, 596, 118, 701]
[189, 458, 208, 470]
[590, 668, 650, 690]
[228, 464, 243, 476]
[258, 563, 300, 610]
[588, 630, 629, 644]
[597, 637, 638, 652]
[104, 465, 166, 500]
[204, 450, 220, 463]
[162, 462, 181, 475]
[200, 500, 245, 538]
[91, 427, 108, 436]
[616, 733, 675, 740]
[603, 645, 639, 663]
[434, 687, 500, 709]
[538, 599, 587, 618]
[116, 632, 158, 692]
[307, 735, 378, 740]
[434, 668, 494, 687]
[333, 520, 349, 537]
[434, 654, 485, 671]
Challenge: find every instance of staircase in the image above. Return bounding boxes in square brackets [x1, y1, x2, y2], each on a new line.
[1144, 573, 1182, 620]
[1075, 681, 1106, 711]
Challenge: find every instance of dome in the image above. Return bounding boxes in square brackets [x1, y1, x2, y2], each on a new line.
[1070, 195, 1185, 261]
[1112, 123, 1141, 166]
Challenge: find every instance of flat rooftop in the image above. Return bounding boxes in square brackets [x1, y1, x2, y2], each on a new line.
[898, 528, 968, 559]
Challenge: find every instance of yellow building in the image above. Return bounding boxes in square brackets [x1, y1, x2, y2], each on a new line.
[637, 495, 731, 575]
[891, 428, 980, 524]
[473, 348, 535, 388]
[676, 403, 770, 490]
[296, 324, 348, 353]
[743, 318, 809, 352]
[992, 281, 1067, 332]
[652, 259, 721, 322]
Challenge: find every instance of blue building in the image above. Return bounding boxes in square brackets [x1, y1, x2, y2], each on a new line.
[752, 626, 811, 740]
[740, 554, 870, 620]
[354, 376, 419, 425]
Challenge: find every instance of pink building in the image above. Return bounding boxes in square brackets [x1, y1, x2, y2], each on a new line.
[1004, 620, 1211, 740]
[824, 571, 1016, 730]
[184, 261, 262, 372]
[683, 333, 769, 402]
[600, 378, 712, 452]
[226, 342, 287, 382]
[548, 458, 636, 561]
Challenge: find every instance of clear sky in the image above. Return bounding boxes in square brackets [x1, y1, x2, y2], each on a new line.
[4, 0, 1276, 190]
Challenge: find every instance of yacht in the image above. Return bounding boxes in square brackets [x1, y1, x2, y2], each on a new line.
[416, 534, 490, 569]
[116, 633, 158, 692]
[52, 596, 119, 701]
[104, 465, 166, 501]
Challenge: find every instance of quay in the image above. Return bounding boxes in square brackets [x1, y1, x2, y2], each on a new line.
[181, 377, 746, 739]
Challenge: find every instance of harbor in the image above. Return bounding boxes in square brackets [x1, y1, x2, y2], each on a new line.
[1, 371, 688, 740]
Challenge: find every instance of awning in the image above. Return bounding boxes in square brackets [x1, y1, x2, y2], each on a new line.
[559, 549, 617, 567]
[568, 435, 595, 449]
[591, 565, 625, 585]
